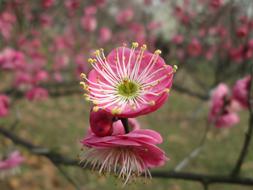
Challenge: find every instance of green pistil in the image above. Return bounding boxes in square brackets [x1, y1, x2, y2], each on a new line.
[118, 79, 139, 97]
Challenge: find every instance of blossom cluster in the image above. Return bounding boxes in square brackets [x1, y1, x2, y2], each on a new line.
[0, 151, 24, 179]
[79, 42, 176, 184]
[208, 76, 251, 128]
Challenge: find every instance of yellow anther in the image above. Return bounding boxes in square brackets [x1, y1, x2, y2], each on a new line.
[80, 82, 88, 90]
[88, 58, 94, 64]
[173, 65, 178, 72]
[164, 88, 170, 93]
[132, 42, 139, 48]
[154, 49, 162, 55]
[93, 106, 100, 112]
[93, 100, 98, 105]
[141, 44, 147, 50]
[111, 108, 121, 115]
[149, 101, 155, 106]
[85, 97, 90, 102]
[94, 49, 100, 56]
[80, 73, 86, 79]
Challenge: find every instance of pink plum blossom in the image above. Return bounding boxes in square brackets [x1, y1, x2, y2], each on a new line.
[208, 83, 240, 128]
[116, 8, 134, 25]
[0, 151, 24, 179]
[187, 38, 202, 57]
[25, 87, 49, 101]
[232, 76, 251, 108]
[42, 0, 55, 8]
[81, 15, 97, 32]
[0, 95, 10, 118]
[80, 120, 167, 184]
[171, 34, 184, 45]
[80, 43, 175, 118]
[236, 25, 249, 38]
[99, 27, 112, 44]
[210, 0, 224, 9]
[34, 70, 49, 84]
[0, 48, 26, 70]
[0, 11, 16, 40]
[84, 6, 97, 16]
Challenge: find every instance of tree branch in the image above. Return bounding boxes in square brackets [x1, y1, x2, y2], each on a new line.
[1, 125, 253, 187]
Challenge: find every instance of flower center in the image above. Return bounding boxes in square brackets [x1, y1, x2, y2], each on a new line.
[117, 79, 139, 97]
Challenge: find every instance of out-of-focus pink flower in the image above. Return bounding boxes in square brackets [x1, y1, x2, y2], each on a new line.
[232, 76, 251, 108]
[99, 27, 112, 44]
[229, 46, 243, 63]
[40, 14, 53, 27]
[80, 43, 175, 118]
[129, 23, 146, 44]
[80, 122, 167, 184]
[0, 48, 26, 70]
[0, 151, 24, 178]
[171, 34, 184, 45]
[34, 70, 49, 84]
[25, 87, 49, 101]
[81, 15, 97, 32]
[116, 8, 134, 25]
[75, 53, 88, 75]
[214, 112, 240, 128]
[53, 72, 63, 82]
[147, 21, 161, 31]
[42, 0, 55, 8]
[236, 25, 249, 38]
[14, 72, 32, 89]
[187, 38, 202, 57]
[208, 83, 240, 128]
[0, 11, 16, 40]
[210, 0, 224, 9]
[53, 54, 70, 70]
[0, 95, 10, 118]
[64, 0, 80, 11]
[84, 6, 97, 16]
[95, 0, 107, 8]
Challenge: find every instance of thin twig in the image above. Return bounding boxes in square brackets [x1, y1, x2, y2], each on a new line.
[174, 122, 210, 171]
[56, 165, 81, 190]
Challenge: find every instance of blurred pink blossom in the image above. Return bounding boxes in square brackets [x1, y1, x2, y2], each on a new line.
[84, 6, 97, 16]
[0, 11, 16, 40]
[210, 0, 224, 9]
[187, 38, 202, 57]
[116, 8, 134, 25]
[236, 25, 249, 38]
[25, 87, 49, 101]
[232, 76, 251, 108]
[0, 95, 10, 118]
[171, 34, 184, 45]
[99, 27, 112, 44]
[0, 48, 26, 70]
[42, 0, 55, 8]
[208, 83, 240, 128]
[0, 151, 24, 178]
[81, 15, 97, 32]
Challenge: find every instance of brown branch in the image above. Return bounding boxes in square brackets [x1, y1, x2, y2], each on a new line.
[1, 125, 253, 187]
